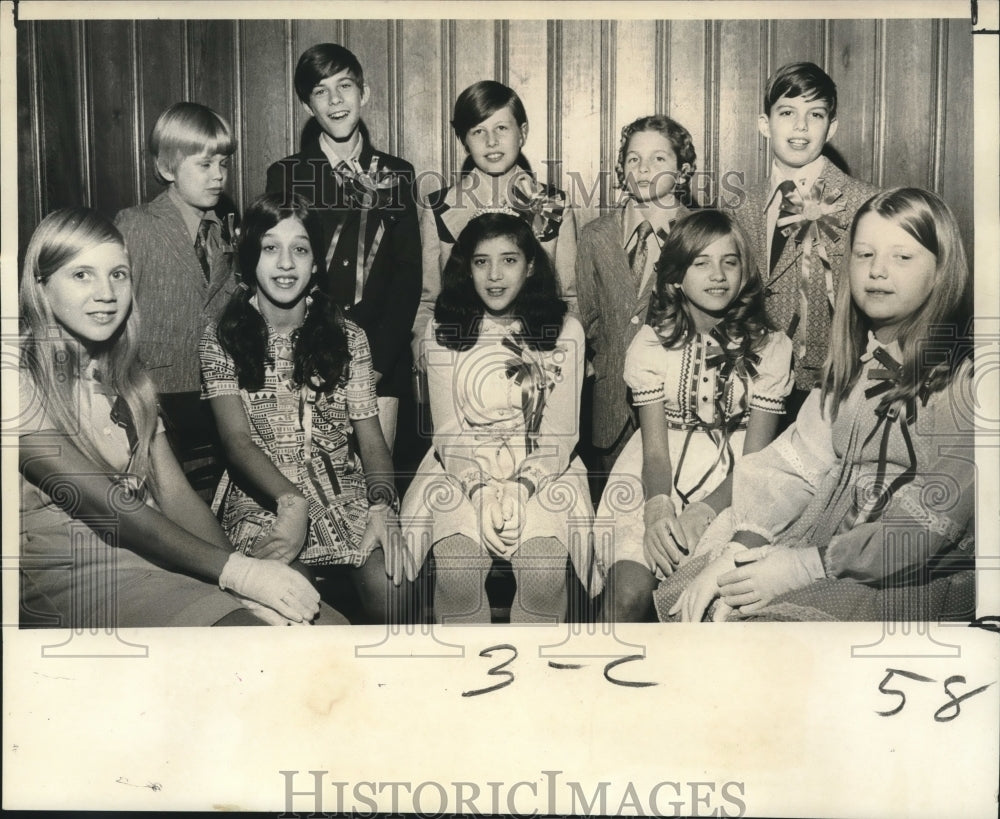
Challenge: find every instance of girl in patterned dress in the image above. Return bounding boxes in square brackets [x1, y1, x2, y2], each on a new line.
[596, 209, 793, 621]
[401, 212, 595, 624]
[19, 208, 326, 627]
[200, 193, 405, 624]
[659, 188, 975, 622]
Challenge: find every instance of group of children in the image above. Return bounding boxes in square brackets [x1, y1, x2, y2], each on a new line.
[18, 47, 976, 627]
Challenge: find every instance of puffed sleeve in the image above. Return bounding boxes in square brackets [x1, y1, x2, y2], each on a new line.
[748, 331, 794, 415]
[517, 316, 585, 491]
[198, 324, 240, 399]
[729, 387, 838, 541]
[344, 322, 379, 421]
[819, 364, 976, 584]
[623, 324, 670, 407]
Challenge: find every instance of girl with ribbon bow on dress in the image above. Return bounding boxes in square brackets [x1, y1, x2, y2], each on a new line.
[596, 209, 794, 622]
[659, 188, 976, 623]
[19, 208, 337, 627]
[401, 212, 595, 624]
[200, 193, 408, 625]
[412, 81, 578, 375]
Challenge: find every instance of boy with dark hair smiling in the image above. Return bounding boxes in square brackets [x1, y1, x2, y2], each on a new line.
[266, 43, 421, 450]
[731, 61, 878, 417]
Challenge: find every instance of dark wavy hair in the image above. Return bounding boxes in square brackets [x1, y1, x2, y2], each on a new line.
[293, 43, 364, 103]
[616, 115, 697, 207]
[647, 209, 771, 355]
[764, 61, 838, 120]
[452, 81, 533, 177]
[434, 212, 567, 352]
[216, 192, 350, 392]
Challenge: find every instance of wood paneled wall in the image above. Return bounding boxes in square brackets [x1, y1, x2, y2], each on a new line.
[15, 17, 975, 266]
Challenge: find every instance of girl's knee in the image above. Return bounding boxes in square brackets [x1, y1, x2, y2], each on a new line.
[600, 560, 657, 622]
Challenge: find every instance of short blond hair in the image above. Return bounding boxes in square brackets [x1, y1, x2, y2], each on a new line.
[149, 102, 235, 184]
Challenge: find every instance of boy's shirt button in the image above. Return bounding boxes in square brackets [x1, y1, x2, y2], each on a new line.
[630, 316, 639, 325]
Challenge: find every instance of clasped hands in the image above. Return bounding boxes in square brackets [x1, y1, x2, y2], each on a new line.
[474, 479, 530, 559]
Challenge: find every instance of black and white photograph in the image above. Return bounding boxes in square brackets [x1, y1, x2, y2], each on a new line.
[2, 0, 998, 816]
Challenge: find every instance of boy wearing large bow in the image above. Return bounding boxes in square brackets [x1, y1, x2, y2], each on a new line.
[730, 61, 879, 419]
[266, 43, 421, 449]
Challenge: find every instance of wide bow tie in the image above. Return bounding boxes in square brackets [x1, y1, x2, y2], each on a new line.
[509, 174, 565, 242]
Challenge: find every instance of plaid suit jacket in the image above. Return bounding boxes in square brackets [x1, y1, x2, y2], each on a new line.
[729, 157, 879, 389]
[115, 191, 238, 393]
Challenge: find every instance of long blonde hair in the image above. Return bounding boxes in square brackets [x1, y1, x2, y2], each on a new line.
[820, 188, 972, 420]
[19, 208, 159, 483]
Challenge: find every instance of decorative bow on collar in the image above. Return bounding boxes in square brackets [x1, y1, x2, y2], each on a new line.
[91, 369, 147, 501]
[509, 174, 565, 242]
[842, 346, 921, 526]
[705, 328, 761, 385]
[775, 178, 847, 249]
[775, 178, 847, 360]
[500, 335, 560, 454]
[332, 156, 400, 210]
[864, 346, 919, 424]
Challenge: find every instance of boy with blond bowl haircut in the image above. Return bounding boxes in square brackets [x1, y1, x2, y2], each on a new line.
[115, 102, 239, 486]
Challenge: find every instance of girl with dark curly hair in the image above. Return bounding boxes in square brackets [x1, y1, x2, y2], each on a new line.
[200, 192, 405, 624]
[402, 212, 596, 623]
[595, 208, 793, 621]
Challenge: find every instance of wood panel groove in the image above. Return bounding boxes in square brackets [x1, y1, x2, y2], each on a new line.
[599, 20, 615, 210]
[78, 22, 92, 206]
[654, 20, 668, 115]
[546, 19, 562, 191]
[443, 20, 455, 180]
[495, 19, 508, 85]
[932, 18, 947, 193]
[12, 17, 974, 260]
[873, 19, 886, 188]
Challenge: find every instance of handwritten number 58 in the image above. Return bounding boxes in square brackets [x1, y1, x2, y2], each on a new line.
[877, 668, 993, 721]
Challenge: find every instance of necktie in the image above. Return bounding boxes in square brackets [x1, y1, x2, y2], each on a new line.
[194, 219, 212, 282]
[769, 179, 798, 273]
[628, 219, 654, 289]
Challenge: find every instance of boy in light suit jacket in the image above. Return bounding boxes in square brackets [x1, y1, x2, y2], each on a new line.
[115, 102, 239, 491]
[577, 115, 697, 478]
[729, 62, 879, 417]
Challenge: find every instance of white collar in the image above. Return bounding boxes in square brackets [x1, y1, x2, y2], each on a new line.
[766, 155, 827, 203]
[319, 130, 363, 170]
[622, 198, 680, 243]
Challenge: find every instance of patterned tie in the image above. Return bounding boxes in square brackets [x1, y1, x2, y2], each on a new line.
[194, 219, 212, 282]
[628, 219, 654, 289]
[769, 179, 798, 273]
